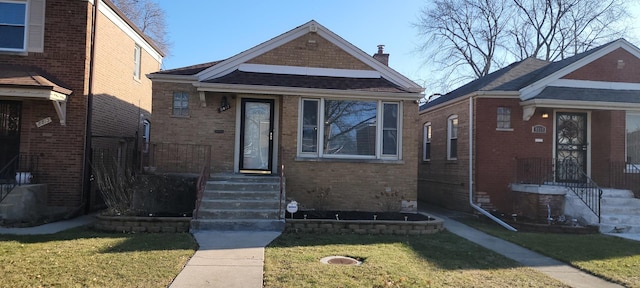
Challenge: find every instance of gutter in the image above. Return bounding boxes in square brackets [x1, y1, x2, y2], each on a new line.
[82, 0, 99, 214]
[468, 95, 517, 232]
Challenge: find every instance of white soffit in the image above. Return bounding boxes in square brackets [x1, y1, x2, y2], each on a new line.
[238, 63, 381, 78]
[549, 79, 640, 91]
[520, 39, 640, 100]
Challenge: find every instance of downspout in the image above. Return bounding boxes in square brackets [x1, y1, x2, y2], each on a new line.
[82, 0, 98, 214]
[468, 95, 517, 231]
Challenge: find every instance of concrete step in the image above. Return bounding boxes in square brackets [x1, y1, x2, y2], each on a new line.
[199, 199, 280, 210]
[601, 197, 640, 206]
[599, 223, 640, 234]
[206, 181, 280, 191]
[191, 219, 284, 231]
[203, 190, 280, 200]
[601, 205, 640, 215]
[197, 209, 280, 220]
[601, 189, 635, 198]
[601, 214, 640, 225]
[209, 174, 280, 183]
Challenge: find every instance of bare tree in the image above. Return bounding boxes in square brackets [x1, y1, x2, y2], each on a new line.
[416, 0, 635, 89]
[511, 0, 630, 61]
[111, 0, 170, 54]
[415, 0, 510, 88]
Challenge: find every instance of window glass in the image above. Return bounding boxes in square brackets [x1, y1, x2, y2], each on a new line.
[382, 103, 398, 155]
[0, 2, 26, 50]
[448, 116, 458, 159]
[301, 100, 318, 153]
[497, 107, 511, 129]
[324, 100, 377, 156]
[172, 93, 189, 116]
[626, 113, 640, 164]
[423, 123, 431, 161]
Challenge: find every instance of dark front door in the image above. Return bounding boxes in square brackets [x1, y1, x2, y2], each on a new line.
[555, 112, 588, 183]
[239, 99, 274, 174]
[0, 101, 21, 177]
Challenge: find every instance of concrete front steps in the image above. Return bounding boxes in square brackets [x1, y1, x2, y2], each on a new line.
[599, 189, 640, 234]
[190, 174, 285, 232]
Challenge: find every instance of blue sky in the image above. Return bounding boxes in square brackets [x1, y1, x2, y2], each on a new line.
[156, 0, 430, 85]
[156, 0, 640, 93]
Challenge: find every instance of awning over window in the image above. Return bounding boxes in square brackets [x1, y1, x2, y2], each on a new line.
[0, 66, 72, 125]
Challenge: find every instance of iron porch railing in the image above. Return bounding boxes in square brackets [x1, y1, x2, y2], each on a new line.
[0, 153, 39, 203]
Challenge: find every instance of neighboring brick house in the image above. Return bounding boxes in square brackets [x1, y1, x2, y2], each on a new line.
[419, 39, 640, 221]
[148, 21, 424, 212]
[0, 0, 163, 222]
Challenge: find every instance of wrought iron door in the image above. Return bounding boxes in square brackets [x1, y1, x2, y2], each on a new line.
[555, 112, 587, 183]
[0, 101, 21, 173]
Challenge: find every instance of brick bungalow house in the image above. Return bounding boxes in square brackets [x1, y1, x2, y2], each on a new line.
[419, 39, 640, 231]
[148, 20, 424, 224]
[0, 0, 163, 223]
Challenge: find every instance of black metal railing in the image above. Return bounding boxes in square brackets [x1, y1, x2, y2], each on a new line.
[516, 157, 554, 185]
[0, 153, 39, 203]
[560, 159, 602, 223]
[193, 147, 211, 220]
[516, 157, 602, 222]
[608, 161, 640, 198]
[143, 142, 212, 174]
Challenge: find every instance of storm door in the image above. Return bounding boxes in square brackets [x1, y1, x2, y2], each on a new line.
[239, 99, 274, 174]
[0, 101, 21, 179]
[555, 112, 588, 183]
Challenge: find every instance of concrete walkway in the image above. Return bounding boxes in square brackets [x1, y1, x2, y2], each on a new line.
[421, 206, 623, 288]
[0, 215, 95, 235]
[169, 231, 280, 288]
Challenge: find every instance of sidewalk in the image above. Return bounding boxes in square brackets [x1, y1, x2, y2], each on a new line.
[169, 231, 280, 288]
[420, 205, 623, 288]
[0, 215, 95, 235]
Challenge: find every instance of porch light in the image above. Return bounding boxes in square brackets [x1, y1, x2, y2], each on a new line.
[541, 112, 549, 119]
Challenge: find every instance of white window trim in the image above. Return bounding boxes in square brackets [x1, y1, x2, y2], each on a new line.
[0, 0, 28, 52]
[423, 122, 431, 161]
[297, 98, 320, 156]
[134, 44, 141, 80]
[297, 97, 402, 160]
[447, 115, 458, 160]
[142, 119, 150, 153]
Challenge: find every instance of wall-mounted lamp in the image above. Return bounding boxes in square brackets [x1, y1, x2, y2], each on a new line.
[541, 112, 549, 119]
[218, 96, 231, 113]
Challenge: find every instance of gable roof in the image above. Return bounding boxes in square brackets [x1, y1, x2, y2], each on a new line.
[149, 20, 423, 95]
[421, 38, 640, 111]
[421, 57, 549, 110]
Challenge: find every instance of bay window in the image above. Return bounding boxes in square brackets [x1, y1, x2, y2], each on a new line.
[298, 98, 401, 159]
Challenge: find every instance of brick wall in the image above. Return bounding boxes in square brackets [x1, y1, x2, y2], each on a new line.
[1, 0, 92, 207]
[475, 98, 553, 213]
[1, 0, 160, 209]
[418, 98, 470, 211]
[151, 82, 237, 172]
[563, 48, 640, 83]
[280, 96, 419, 211]
[247, 32, 373, 70]
[91, 7, 160, 144]
[591, 110, 626, 184]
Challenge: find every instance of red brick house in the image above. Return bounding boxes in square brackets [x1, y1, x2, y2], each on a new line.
[419, 39, 640, 232]
[148, 20, 423, 228]
[0, 0, 163, 223]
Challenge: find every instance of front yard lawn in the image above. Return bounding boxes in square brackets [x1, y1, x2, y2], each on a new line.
[264, 231, 569, 287]
[0, 228, 197, 287]
[459, 217, 640, 287]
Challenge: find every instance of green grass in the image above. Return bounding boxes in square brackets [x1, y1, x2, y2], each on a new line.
[0, 228, 197, 288]
[264, 231, 569, 287]
[458, 217, 640, 287]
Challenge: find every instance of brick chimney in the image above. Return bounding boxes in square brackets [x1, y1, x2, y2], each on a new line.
[373, 44, 389, 66]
